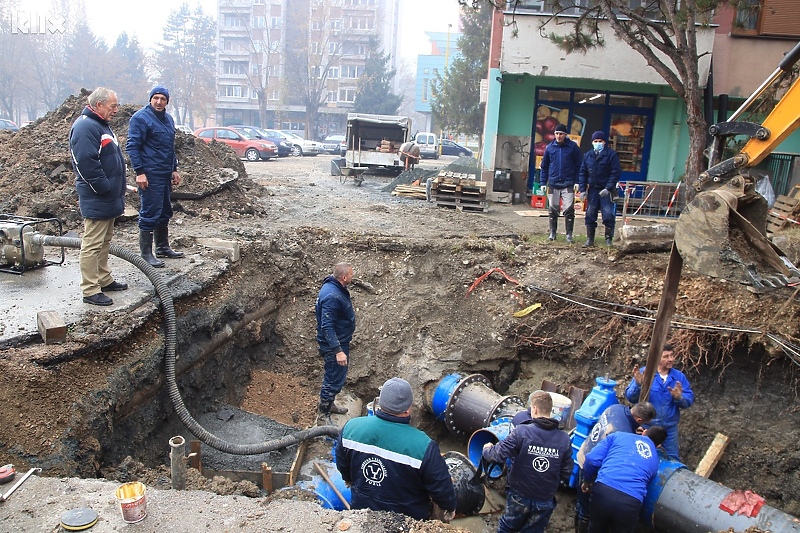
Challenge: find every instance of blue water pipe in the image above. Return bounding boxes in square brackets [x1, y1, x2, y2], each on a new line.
[569, 376, 618, 488]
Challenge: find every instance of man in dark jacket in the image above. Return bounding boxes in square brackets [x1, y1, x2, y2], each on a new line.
[69, 87, 129, 306]
[573, 402, 656, 533]
[581, 426, 666, 533]
[578, 131, 621, 247]
[316, 262, 356, 416]
[539, 124, 582, 243]
[483, 390, 573, 533]
[335, 377, 457, 521]
[126, 86, 182, 268]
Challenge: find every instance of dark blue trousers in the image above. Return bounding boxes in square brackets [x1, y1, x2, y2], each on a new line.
[138, 174, 173, 230]
[588, 482, 641, 533]
[584, 186, 616, 230]
[319, 345, 349, 402]
[497, 488, 556, 533]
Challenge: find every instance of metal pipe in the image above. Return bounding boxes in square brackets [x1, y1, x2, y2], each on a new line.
[428, 373, 525, 437]
[644, 463, 800, 532]
[170, 436, 187, 490]
[0, 468, 42, 502]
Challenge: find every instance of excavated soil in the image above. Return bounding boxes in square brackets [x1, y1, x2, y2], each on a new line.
[1, 92, 800, 532]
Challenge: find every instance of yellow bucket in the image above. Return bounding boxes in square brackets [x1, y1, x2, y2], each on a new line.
[114, 481, 147, 523]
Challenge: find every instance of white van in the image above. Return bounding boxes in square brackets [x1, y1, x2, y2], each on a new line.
[414, 132, 439, 159]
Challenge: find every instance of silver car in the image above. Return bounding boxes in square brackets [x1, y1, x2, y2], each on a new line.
[281, 131, 321, 156]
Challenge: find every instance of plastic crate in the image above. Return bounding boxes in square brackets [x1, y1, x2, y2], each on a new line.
[531, 195, 546, 209]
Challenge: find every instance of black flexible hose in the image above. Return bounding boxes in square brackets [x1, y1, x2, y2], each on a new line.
[38, 235, 340, 454]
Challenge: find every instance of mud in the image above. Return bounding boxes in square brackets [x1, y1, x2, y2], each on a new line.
[0, 93, 799, 532]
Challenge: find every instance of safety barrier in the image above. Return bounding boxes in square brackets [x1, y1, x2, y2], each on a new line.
[618, 181, 686, 222]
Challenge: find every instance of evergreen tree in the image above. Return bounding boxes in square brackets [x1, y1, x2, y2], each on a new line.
[430, 3, 491, 143]
[155, 3, 216, 126]
[107, 33, 150, 105]
[353, 40, 402, 115]
[63, 22, 109, 96]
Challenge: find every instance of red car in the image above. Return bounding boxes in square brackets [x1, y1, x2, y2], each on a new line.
[193, 127, 278, 161]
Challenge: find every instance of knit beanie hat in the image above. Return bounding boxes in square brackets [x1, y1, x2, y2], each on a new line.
[149, 85, 170, 103]
[554, 124, 568, 133]
[591, 131, 607, 142]
[378, 377, 413, 414]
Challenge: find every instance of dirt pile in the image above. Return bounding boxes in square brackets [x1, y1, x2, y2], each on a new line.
[0, 89, 260, 230]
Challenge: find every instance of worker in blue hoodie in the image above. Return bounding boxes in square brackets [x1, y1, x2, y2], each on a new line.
[578, 131, 621, 247]
[483, 390, 573, 533]
[127, 86, 182, 268]
[581, 426, 667, 533]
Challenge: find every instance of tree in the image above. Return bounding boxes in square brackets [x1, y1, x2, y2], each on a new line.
[63, 22, 110, 95]
[461, 0, 735, 193]
[156, 3, 217, 126]
[430, 3, 492, 144]
[353, 40, 402, 115]
[107, 34, 151, 105]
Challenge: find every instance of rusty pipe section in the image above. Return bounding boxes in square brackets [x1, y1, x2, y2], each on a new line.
[169, 436, 197, 490]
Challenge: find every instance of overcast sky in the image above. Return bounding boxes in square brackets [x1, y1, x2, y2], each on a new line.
[15, 0, 461, 63]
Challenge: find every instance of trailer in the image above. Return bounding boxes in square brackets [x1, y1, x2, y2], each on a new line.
[343, 113, 411, 174]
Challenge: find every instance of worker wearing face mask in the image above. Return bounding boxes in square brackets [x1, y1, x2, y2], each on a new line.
[577, 131, 621, 247]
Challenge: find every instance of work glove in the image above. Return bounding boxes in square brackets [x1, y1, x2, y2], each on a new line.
[598, 188, 610, 198]
[542, 186, 548, 195]
[483, 442, 493, 453]
[580, 191, 587, 202]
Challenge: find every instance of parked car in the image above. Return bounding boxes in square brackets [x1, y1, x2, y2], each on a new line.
[0, 119, 19, 132]
[193, 127, 278, 161]
[175, 125, 193, 135]
[414, 132, 439, 159]
[229, 125, 293, 157]
[281, 131, 321, 156]
[440, 139, 474, 157]
[321, 134, 346, 155]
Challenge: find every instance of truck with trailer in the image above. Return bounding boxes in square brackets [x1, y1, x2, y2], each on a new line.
[340, 113, 411, 177]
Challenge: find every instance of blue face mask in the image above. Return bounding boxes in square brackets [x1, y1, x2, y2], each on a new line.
[593, 142, 604, 152]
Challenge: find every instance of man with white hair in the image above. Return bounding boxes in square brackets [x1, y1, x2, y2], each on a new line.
[69, 87, 128, 306]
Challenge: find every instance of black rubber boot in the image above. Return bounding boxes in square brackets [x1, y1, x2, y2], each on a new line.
[605, 226, 615, 246]
[155, 225, 184, 259]
[583, 226, 595, 248]
[320, 398, 348, 415]
[575, 515, 590, 533]
[565, 213, 575, 243]
[140, 230, 165, 267]
[548, 211, 558, 241]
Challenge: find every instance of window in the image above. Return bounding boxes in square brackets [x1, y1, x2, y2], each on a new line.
[270, 89, 280, 101]
[331, 19, 341, 30]
[311, 42, 320, 54]
[328, 66, 339, 79]
[222, 85, 244, 97]
[341, 65, 362, 78]
[329, 42, 339, 54]
[254, 16, 266, 28]
[224, 14, 246, 27]
[267, 64, 279, 76]
[198, 129, 213, 139]
[338, 88, 356, 102]
[271, 17, 282, 29]
[327, 91, 336, 102]
[224, 62, 247, 75]
[733, 0, 800, 37]
[422, 78, 429, 102]
[311, 66, 322, 79]
[218, 129, 240, 140]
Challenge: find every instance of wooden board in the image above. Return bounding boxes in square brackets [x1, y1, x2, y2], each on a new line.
[694, 433, 730, 478]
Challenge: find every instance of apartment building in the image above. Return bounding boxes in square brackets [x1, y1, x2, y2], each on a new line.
[215, 0, 400, 139]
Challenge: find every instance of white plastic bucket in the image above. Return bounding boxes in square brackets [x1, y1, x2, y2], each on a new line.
[548, 392, 572, 426]
[115, 481, 147, 523]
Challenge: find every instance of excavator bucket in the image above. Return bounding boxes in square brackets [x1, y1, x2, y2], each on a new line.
[674, 176, 796, 288]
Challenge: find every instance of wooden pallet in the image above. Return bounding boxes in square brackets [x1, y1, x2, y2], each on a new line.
[434, 171, 483, 187]
[767, 185, 800, 233]
[434, 199, 488, 212]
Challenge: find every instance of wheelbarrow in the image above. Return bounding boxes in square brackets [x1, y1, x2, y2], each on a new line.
[339, 166, 368, 186]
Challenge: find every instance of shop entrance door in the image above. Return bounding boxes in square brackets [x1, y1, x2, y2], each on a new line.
[608, 109, 653, 181]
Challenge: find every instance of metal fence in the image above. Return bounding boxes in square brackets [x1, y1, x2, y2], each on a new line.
[617, 181, 686, 222]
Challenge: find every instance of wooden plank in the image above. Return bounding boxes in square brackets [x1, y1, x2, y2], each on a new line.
[189, 440, 202, 473]
[262, 464, 273, 494]
[694, 433, 730, 478]
[565, 386, 586, 431]
[37, 310, 66, 345]
[289, 440, 309, 486]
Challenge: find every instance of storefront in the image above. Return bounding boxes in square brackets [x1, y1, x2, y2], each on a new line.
[531, 88, 655, 183]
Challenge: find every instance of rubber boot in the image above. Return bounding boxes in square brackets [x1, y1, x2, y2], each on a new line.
[575, 515, 590, 533]
[565, 214, 575, 243]
[155, 225, 184, 259]
[139, 230, 165, 268]
[548, 211, 558, 241]
[605, 226, 614, 246]
[582, 226, 595, 248]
